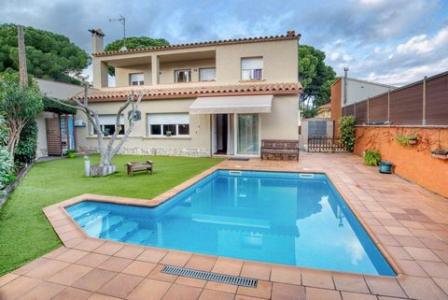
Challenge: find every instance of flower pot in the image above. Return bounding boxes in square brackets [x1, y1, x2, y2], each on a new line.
[431, 149, 448, 160]
[408, 139, 418, 145]
[379, 161, 393, 174]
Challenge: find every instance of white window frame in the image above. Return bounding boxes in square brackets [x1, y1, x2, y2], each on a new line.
[90, 115, 125, 136]
[241, 57, 263, 81]
[199, 67, 216, 81]
[129, 73, 144, 86]
[174, 69, 192, 83]
[147, 113, 190, 137]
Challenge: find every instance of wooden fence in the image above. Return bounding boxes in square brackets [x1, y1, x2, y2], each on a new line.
[307, 137, 345, 153]
[342, 71, 448, 126]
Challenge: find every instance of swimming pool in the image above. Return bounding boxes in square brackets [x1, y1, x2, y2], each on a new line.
[66, 170, 395, 276]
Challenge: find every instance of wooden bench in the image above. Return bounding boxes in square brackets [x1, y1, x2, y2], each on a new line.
[126, 161, 153, 176]
[261, 140, 299, 161]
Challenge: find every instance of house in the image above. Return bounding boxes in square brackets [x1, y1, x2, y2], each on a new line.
[35, 79, 85, 158]
[330, 76, 396, 135]
[316, 103, 331, 118]
[73, 29, 301, 157]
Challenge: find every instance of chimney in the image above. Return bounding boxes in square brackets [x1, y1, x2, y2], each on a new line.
[88, 28, 105, 53]
[286, 30, 296, 37]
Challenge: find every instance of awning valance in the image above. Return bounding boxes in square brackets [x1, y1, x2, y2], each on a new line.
[189, 95, 273, 114]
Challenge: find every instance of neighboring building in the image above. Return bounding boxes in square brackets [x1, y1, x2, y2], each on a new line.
[316, 103, 331, 118]
[35, 79, 84, 158]
[74, 29, 301, 157]
[330, 77, 396, 135]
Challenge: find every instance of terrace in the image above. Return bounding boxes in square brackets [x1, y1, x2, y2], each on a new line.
[0, 152, 447, 299]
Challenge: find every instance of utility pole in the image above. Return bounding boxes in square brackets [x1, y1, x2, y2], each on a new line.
[17, 25, 28, 87]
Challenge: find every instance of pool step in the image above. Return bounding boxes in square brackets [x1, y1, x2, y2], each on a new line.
[83, 215, 124, 237]
[77, 210, 110, 225]
[70, 206, 97, 219]
[102, 221, 139, 241]
[126, 229, 153, 244]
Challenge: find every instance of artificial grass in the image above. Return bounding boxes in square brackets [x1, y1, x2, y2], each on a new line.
[0, 154, 222, 275]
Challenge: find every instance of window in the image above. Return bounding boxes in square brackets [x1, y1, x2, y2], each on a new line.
[148, 113, 190, 136]
[92, 115, 125, 136]
[174, 69, 191, 83]
[129, 73, 144, 86]
[241, 57, 263, 80]
[199, 68, 216, 81]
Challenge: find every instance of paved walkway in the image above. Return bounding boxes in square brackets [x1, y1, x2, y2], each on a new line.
[1, 152, 448, 299]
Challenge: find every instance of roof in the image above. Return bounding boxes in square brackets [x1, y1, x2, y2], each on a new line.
[332, 77, 396, 89]
[93, 31, 300, 57]
[74, 82, 301, 103]
[36, 78, 85, 100]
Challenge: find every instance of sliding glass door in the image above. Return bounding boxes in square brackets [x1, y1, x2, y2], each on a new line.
[237, 114, 259, 155]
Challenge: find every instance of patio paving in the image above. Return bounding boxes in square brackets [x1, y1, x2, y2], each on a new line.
[1, 152, 448, 299]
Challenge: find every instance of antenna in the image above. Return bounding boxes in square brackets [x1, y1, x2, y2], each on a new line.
[109, 15, 127, 51]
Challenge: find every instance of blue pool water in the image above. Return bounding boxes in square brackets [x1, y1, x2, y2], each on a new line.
[66, 170, 395, 276]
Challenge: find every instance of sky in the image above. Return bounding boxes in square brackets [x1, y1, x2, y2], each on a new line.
[1, 0, 448, 86]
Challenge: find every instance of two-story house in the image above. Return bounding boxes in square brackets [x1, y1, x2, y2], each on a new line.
[75, 29, 301, 157]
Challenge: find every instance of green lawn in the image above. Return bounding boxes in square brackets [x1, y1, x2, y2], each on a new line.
[0, 155, 222, 275]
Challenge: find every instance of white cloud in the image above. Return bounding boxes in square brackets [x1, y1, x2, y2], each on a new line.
[397, 26, 448, 55]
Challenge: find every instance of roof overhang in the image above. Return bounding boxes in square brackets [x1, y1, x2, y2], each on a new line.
[190, 95, 273, 114]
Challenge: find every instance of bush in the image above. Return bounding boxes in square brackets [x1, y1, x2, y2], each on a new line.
[364, 149, 381, 166]
[0, 116, 14, 189]
[339, 115, 356, 152]
[66, 149, 77, 159]
[14, 120, 38, 164]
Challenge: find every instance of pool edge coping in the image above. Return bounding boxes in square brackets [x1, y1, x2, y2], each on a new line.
[42, 161, 404, 281]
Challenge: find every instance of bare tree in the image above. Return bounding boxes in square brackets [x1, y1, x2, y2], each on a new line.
[49, 87, 144, 176]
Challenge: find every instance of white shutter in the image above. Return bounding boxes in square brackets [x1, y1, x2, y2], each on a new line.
[241, 58, 263, 69]
[200, 68, 216, 81]
[148, 113, 189, 125]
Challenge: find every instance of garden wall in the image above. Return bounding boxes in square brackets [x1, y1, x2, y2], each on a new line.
[354, 126, 448, 198]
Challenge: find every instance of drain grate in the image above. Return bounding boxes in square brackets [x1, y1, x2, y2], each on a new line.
[161, 265, 258, 288]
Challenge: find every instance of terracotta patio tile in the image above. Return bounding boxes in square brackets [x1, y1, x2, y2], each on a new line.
[212, 257, 243, 276]
[185, 255, 217, 271]
[43, 246, 68, 259]
[419, 237, 448, 251]
[55, 248, 89, 263]
[394, 235, 425, 248]
[385, 226, 412, 236]
[404, 246, 441, 261]
[64, 237, 84, 248]
[417, 260, 448, 278]
[162, 283, 202, 300]
[399, 220, 425, 230]
[176, 276, 207, 288]
[148, 264, 178, 282]
[122, 260, 156, 277]
[19, 281, 66, 300]
[199, 288, 235, 300]
[341, 291, 377, 300]
[234, 295, 265, 300]
[434, 249, 448, 263]
[377, 297, 408, 300]
[237, 280, 272, 299]
[395, 259, 427, 276]
[433, 277, 448, 295]
[136, 248, 168, 263]
[25, 259, 70, 279]
[73, 239, 104, 251]
[0, 276, 41, 299]
[270, 266, 301, 285]
[0, 273, 19, 288]
[98, 256, 133, 272]
[376, 234, 400, 247]
[160, 251, 193, 267]
[113, 245, 144, 259]
[301, 270, 334, 289]
[384, 246, 412, 260]
[97, 273, 143, 298]
[52, 287, 92, 300]
[76, 252, 110, 267]
[93, 242, 123, 255]
[127, 278, 172, 300]
[305, 287, 341, 300]
[271, 282, 305, 300]
[205, 281, 238, 294]
[48, 264, 92, 285]
[365, 277, 406, 298]
[240, 263, 271, 281]
[333, 273, 369, 293]
[398, 275, 447, 300]
[88, 294, 123, 300]
[72, 268, 117, 291]
[13, 257, 50, 275]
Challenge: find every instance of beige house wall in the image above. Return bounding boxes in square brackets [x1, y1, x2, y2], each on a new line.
[115, 64, 152, 87]
[75, 95, 298, 157]
[159, 58, 215, 84]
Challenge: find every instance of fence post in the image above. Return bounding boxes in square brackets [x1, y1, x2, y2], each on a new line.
[422, 76, 427, 125]
[387, 89, 391, 124]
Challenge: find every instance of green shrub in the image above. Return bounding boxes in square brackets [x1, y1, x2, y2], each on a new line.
[0, 116, 14, 189]
[66, 149, 77, 158]
[395, 134, 418, 146]
[364, 149, 381, 166]
[14, 120, 38, 164]
[339, 115, 356, 152]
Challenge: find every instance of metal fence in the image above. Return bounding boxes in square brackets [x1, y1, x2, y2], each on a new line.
[307, 137, 345, 153]
[342, 71, 448, 126]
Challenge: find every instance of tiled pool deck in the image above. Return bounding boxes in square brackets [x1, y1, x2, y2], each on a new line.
[1, 152, 448, 299]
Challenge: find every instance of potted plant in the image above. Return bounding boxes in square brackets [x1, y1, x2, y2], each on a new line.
[363, 149, 381, 166]
[395, 134, 419, 146]
[431, 149, 448, 160]
[379, 160, 393, 174]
